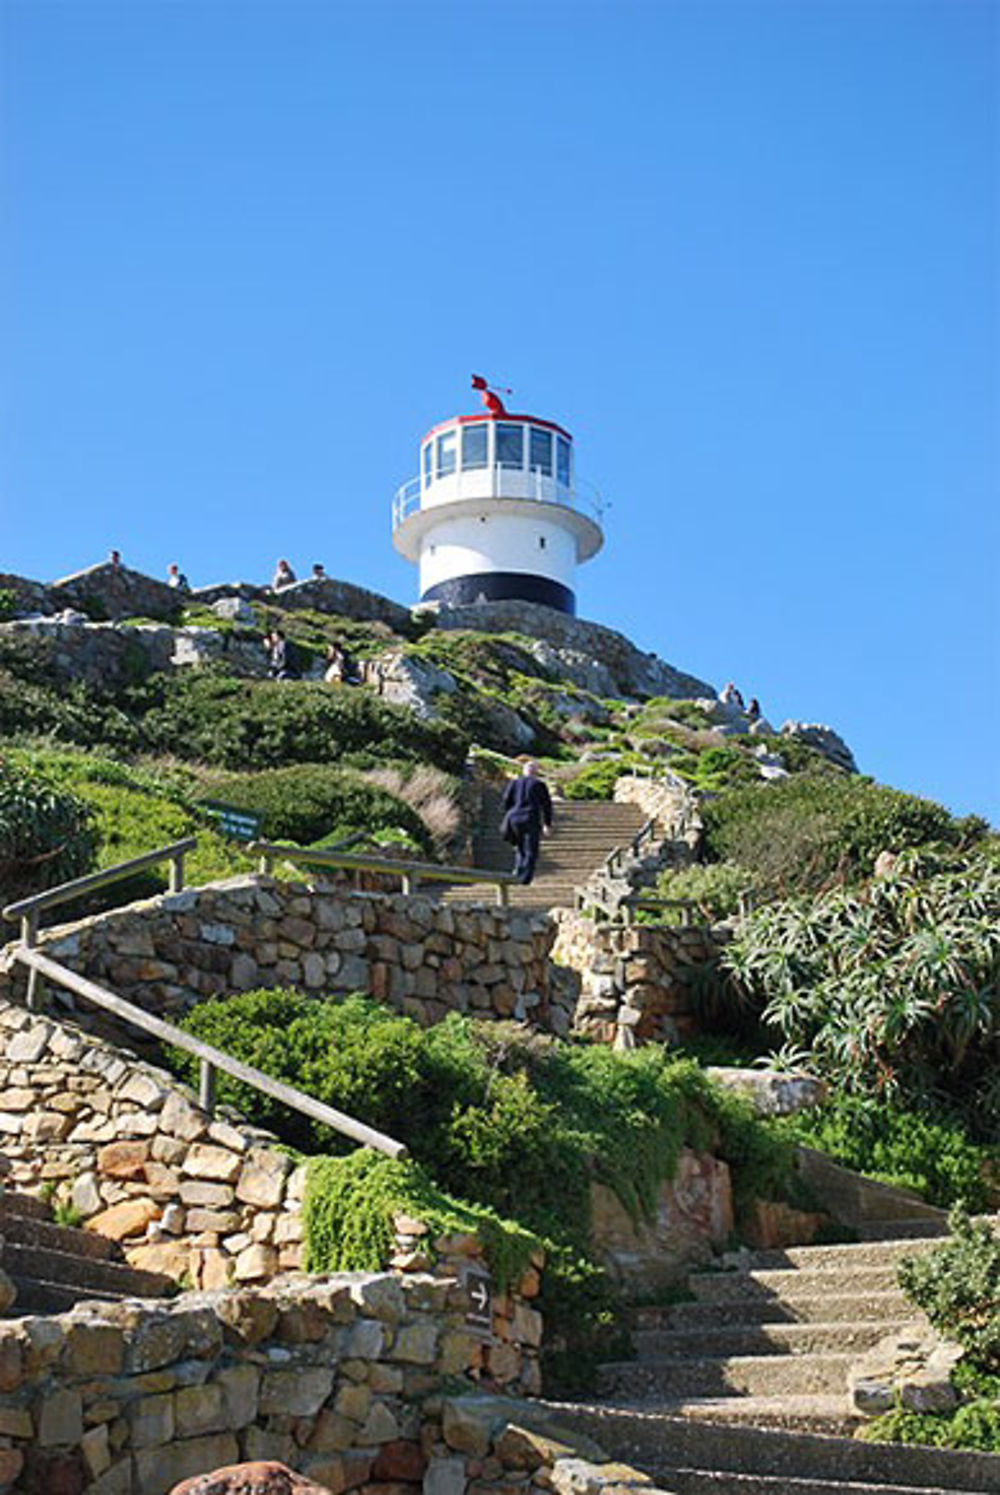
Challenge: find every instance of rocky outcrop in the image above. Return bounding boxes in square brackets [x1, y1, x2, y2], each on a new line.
[48, 561, 183, 622]
[364, 650, 459, 720]
[781, 720, 858, 772]
[706, 1067, 828, 1117]
[431, 599, 715, 701]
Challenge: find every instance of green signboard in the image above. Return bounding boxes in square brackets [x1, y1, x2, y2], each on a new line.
[203, 802, 262, 843]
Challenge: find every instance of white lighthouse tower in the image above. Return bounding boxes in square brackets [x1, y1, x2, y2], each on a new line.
[392, 377, 603, 616]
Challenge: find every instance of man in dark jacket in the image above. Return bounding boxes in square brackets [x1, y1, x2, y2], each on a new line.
[502, 761, 553, 886]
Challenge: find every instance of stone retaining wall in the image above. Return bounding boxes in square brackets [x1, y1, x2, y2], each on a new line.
[0, 997, 545, 1354]
[612, 775, 702, 850]
[0, 1269, 544, 1495]
[0, 997, 307, 1289]
[552, 910, 722, 1046]
[0, 875, 568, 1035]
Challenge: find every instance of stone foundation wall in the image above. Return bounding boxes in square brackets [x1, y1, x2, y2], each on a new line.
[1, 875, 568, 1035]
[0, 1269, 543, 1495]
[552, 910, 722, 1046]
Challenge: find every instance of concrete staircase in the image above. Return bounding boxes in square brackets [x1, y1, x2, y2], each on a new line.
[0, 1190, 175, 1314]
[443, 791, 646, 912]
[546, 1230, 1000, 1494]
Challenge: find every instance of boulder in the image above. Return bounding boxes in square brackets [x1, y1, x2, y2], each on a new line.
[170, 1461, 330, 1495]
[706, 1067, 827, 1117]
[364, 651, 457, 719]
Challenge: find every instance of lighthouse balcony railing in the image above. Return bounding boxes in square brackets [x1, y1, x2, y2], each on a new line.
[392, 466, 603, 529]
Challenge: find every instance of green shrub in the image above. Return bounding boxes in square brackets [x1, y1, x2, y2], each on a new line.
[773, 1095, 996, 1211]
[722, 847, 1000, 1128]
[0, 673, 143, 754]
[898, 1207, 1000, 1371]
[0, 759, 97, 907]
[0, 589, 15, 622]
[5, 746, 249, 902]
[562, 760, 623, 800]
[649, 862, 758, 921]
[139, 672, 469, 774]
[702, 774, 963, 897]
[171, 991, 800, 1388]
[195, 764, 430, 852]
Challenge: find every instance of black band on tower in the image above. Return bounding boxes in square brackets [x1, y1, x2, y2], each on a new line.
[421, 572, 576, 615]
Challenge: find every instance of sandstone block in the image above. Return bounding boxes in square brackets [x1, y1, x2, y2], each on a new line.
[98, 1140, 150, 1180]
[216, 1363, 259, 1428]
[86, 1196, 160, 1241]
[63, 1319, 125, 1376]
[234, 1242, 277, 1280]
[128, 1390, 175, 1449]
[36, 1386, 84, 1447]
[161, 1093, 208, 1142]
[180, 1179, 235, 1207]
[423, 1455, 466, 1495]
[236, 1148, 291, 1208]
[81, 1422, 112, 1480]
[259, 1366, 334, 1417]
[135, 1432, 239, 1495]
[182, 1144, 242, 1182]
[175, 1381, 226, 1438]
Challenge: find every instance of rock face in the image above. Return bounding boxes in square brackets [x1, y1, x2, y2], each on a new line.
[364, 650, 459, 720]
[781, 720, 858, 772]
[431, 599, 715, 700]
[590, 1148, 734, 1293]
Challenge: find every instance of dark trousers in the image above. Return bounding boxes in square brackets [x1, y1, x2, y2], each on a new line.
[512, 822, 542, 885]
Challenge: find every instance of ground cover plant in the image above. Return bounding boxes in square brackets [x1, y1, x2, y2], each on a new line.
[170, 988, 802, 1388]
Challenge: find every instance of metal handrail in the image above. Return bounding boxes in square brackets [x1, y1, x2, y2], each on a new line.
[250, 841, 517, 907]
[392, 464, 604, 528]
[10, 946, 407, 1160]
[3, 837, 198, 946]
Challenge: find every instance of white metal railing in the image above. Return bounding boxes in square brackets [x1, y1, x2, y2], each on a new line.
[392, 465, 604, 529]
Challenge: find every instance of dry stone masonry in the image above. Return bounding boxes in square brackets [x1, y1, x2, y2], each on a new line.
[0, 1268, 545, 1495]
[0, 875, 569, 1036]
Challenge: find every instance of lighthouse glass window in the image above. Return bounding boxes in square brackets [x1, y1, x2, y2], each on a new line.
[436, 430, 457, 479]
[496, 423, 524, 469]
[530, 427, 553, 476]
[556, 436, 572, 487]
[461, 424, 488, 471]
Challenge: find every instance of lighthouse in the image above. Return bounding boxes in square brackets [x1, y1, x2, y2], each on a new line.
[392, 378, 604, 616]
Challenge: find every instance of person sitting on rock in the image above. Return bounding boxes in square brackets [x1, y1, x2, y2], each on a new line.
[311, 562, 327, 581]
[719, 681, 745, 709]
[272, 558, 297, 589]
[746, 697, 761, 720]
[166, 562, 189, 590]
[266, 629, 299, 680]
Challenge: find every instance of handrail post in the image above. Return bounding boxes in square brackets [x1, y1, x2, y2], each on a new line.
[401, 873, 414, 896]
[169, 850, 186, 894]
[22, 910, 43, 1013]
[495, 881, 509, 908]
[199, 1058, 217, 1115]
[259, 849, 273, 876]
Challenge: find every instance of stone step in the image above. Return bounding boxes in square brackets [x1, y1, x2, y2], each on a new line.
[721, 1237, 942, 1273]
[599, 1351, 854, 1400]
[688, 1266, 900, 1302]
[0, 1209, 119, 1261]
[0, 1190, 51, 1222]
[641, 1291, 911, 1332]
[539, 1402, 1000, 1493]
[3, 1242, 174, 1299]
[7, 1276, 128, 1315]
[659, 1467, 997, 1495]
[634, 1319, 910, 1361]
[855, 1218, 953, 1241]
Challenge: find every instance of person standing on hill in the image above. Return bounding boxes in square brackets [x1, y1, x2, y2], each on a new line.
[502, 760, 553, 886]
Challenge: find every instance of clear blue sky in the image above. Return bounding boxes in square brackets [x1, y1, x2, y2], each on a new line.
[2, 1, 997, 823]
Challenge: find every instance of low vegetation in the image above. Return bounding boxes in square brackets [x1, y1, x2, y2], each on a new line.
[171, 988, 802, 1388]
[0, 759, 97, 907]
